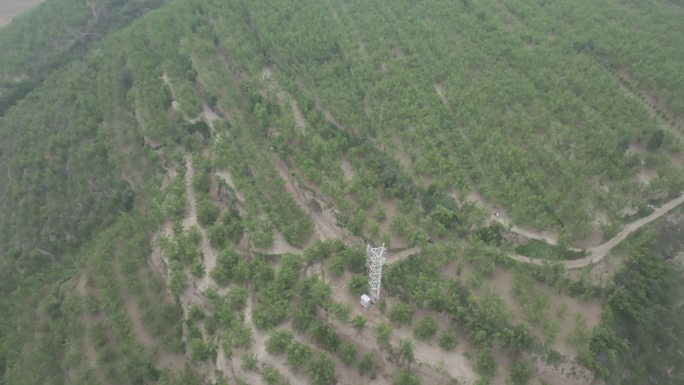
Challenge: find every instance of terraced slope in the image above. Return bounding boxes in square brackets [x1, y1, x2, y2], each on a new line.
[1, 1, 683, 385]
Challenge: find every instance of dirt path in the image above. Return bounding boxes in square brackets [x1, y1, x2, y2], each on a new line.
[463, 191, 560, 245]
[384, 246, 421, 266]
[272, 156, 350, 242]
[214, 169, 247, 218]
[260, 67, 307, 133]
[123, 291, 155, 348]
[340, 159, 355, 181]
[508, 192, 684, 268]
[76, 275, 109, 385]
[434, 83, 448, 107]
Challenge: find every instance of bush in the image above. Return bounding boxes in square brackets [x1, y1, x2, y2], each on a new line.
[351, 315, 366, 330]
[394, 369, 420, 385]
[374, 322, 392, 350]
[241, 353, 258, 371]
[510, 360, 532, 385]
[306, 352, 337, 385]
[262, 366, 290, 385]
[438, 330, 457, 350]
[413, 316, 437, 339]
[339, 342, 356, 365]
[266, 329, 293, 355]
[475, 349, 497, 377]
[286, 342, 312, 370]
[190, 338, 211, 362]
[197, 196, 219, 226]
[389, 302, 413, 326]
[227, 287, 247, 310]
[398, 339, 415, 363]
[348, 274, 367, 296]
[358, 352, 373, 375]
[328, 302, 351, 323]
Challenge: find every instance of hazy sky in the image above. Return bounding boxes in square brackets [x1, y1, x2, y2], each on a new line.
[0, 0, 45, 27]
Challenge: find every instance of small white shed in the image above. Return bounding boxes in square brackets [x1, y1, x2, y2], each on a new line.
[360, 294, 372, 310]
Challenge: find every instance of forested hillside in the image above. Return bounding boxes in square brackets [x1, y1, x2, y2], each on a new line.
[1, 0, 683, 384]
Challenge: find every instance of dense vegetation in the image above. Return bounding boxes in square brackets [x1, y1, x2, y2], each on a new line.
[0, 0, 682, 384]
[586, 219, 684, 384]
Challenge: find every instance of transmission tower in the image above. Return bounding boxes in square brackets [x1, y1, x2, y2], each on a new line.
[366, 243, 387, 303]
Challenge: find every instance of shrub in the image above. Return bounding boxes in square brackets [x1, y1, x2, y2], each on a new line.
[266, 329, 293, 355]
[413, 316, 437, 339]
[438, 330, 457, 350]
[389, 302, 413, 326]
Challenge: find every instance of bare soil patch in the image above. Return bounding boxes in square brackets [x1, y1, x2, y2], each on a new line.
[434, 83, 448, 107]
[340, 159, 355, 181]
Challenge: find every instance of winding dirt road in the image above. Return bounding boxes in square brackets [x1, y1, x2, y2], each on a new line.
[508, 192, 684, 268]
[382, 193, 684, 269]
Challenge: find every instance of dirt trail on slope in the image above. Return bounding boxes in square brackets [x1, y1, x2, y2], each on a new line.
[464, 191, 560, 245]
[272, 156, 350, 242]
[215, 169, 245, 202]
[182, 155, 218, 292]
[384, 246, 421, 266]
[260, 67, 307, 132]
[340, 159, 355, 181]
[75, 274, 109, 385]
[434, 83, 448, 107]
[509, 192, 684, 268]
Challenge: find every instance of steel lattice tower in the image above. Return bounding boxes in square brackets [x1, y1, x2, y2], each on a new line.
[366, 243, 386, 302]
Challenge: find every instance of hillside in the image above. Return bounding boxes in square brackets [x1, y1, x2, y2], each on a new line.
[1, 0, 683, 384]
